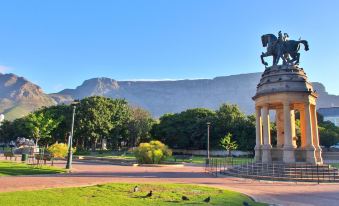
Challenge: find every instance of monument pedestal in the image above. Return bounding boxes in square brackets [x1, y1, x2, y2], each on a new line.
[262, 145, 272, 163]
[306, 147, 317, 164]
[254, 146, 261, 162]
[283, 146, 295, 163]
[253, 65, 323, 165]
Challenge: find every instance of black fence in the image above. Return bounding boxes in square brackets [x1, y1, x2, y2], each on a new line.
[205, 157, 339, 183]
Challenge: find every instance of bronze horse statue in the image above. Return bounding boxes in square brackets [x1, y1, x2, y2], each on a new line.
[260, 33, 309, 66]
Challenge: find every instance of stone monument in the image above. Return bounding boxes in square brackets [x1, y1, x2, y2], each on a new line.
[253, 31, 323, 165]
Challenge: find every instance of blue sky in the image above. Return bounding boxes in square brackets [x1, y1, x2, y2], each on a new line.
[0, 0, 338, 94]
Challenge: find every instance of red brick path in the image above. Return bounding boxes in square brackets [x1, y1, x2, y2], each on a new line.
[1, 159, 339, 206]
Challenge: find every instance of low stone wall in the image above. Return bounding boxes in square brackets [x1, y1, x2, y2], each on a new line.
[74, 155, 136, 165]
[172, 149, 252, 157]
[323, 152, 339, 160]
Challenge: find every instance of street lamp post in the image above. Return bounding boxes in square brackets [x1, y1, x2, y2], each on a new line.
[66, 104, 77, 170]
[207, 122, 211, 160]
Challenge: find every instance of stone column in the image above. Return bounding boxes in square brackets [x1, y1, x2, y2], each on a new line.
[283, 101, 295, 163]
[276, 108, 284, 148]
[290, 110, 297, 148]
[255, 107, 262, 162]
[261, 105, 272, 163]
[305, 103, 316, 164]
[300, 108, 307, 148]
[311, 104, 323, 164]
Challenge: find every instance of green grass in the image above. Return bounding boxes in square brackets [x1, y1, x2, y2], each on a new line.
[330, 163, 339, 169]
[165, 156, 252, 164]
[0, 161, 65, 176]
[0, 183, 266, 206]
[79, 152, 253, 165]
[79, 150, 253, 164]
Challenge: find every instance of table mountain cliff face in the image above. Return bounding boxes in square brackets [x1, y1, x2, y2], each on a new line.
[1, 72, 339, 120]
[52, 73, 339, 117]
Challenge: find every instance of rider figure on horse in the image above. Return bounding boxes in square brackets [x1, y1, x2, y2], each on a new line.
[260, 31, 309, 67]
[275, 31, 290, 64]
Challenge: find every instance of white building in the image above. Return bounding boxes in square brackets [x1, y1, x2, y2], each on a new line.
[318, 107, 339, 126]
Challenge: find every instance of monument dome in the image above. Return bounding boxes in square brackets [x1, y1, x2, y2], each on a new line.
[254, 65, 314, 98]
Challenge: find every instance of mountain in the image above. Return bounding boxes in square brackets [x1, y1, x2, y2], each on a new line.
[52, 73, 339, 117]
[0, 73, 55, 120]
[1, 72, 339, 120]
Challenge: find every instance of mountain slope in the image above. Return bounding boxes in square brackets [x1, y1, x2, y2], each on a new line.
[52, 73, 339, 117]
[0, 73, 56, 120]
[1, 72, 339, 120]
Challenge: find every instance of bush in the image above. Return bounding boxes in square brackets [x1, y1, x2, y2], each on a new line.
[73, 148, 91, 155]
[134, 140, 172, 164]
[47, 143, 73, 158]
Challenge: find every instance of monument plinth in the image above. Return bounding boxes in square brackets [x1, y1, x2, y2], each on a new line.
[254, 31, 323, 165]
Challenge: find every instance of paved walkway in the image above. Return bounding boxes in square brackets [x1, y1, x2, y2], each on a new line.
[1, 159, 339, 206]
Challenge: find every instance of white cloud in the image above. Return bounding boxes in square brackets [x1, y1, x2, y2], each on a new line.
[0, 65, 12, 73]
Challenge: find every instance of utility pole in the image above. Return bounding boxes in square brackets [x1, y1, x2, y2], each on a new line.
[66, 104, 77, 170]
[207, 122, 211, 159]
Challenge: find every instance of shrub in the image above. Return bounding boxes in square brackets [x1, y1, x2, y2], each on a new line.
[73, 148, 91, 155]
[134, 140, 172, 164]
[47, 143, 74, 158]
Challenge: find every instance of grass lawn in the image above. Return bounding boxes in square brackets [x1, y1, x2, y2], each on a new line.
[0, 183, 266, 206]
[165, 156, 253, 165]
[81, 152, 253, 165]
[0, 161, 65, 176]
[330, 163, 339, 169]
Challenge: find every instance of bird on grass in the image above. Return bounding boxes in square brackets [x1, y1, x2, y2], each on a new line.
[243, 201, 251, 206]
[133, 186, 139, 192]
[145, 190, 153, 198]
[203, 196, 211, 203]
[182, 195, 189, 201]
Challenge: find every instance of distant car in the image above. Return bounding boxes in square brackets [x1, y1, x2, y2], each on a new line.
[330, 143, 339, 149]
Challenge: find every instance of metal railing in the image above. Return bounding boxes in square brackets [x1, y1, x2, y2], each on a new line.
[205, 157, 339, 183]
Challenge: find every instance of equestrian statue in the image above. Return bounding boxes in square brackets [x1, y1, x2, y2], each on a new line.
[260, 31, 309, 67]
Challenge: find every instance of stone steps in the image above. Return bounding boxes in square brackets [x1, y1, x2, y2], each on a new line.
[221, 163, 339, 182]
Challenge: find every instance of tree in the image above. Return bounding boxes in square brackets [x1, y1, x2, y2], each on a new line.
[318, 121, 339, 148]
[151, 104, 256, 151]
[126, 107, 155, 147]
[25, 111, 60, 147]
[219, 133, 238, 156]
[38, 105, 73, 144]
[151, 108, 216, 149]
[215, 104, 255, 151]
[0, 120, 15, 143]
[315, 113, 339, 148]
[75, 96, 131, 151]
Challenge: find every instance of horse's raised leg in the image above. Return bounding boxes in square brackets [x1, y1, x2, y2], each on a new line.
[295, 53, 300, 64]
[261, 52, 269, 66]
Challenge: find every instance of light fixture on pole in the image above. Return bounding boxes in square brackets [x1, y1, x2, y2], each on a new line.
[66, 100, 79, 170]
[207, 122, 211, 160]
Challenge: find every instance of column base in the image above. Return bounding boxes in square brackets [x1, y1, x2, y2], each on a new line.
[261, 145, 272, 163]
[254, 145, 261, 162]
[305, 147, 317, 164]
[314, 146, 323, 165]
[283, 146, 295, 163]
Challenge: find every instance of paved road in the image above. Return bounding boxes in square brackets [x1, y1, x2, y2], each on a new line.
[1, 159, 339, 206]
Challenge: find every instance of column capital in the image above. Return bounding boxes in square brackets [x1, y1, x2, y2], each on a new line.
[262, 103, 269, 108]
[283, 100, 290, 107]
